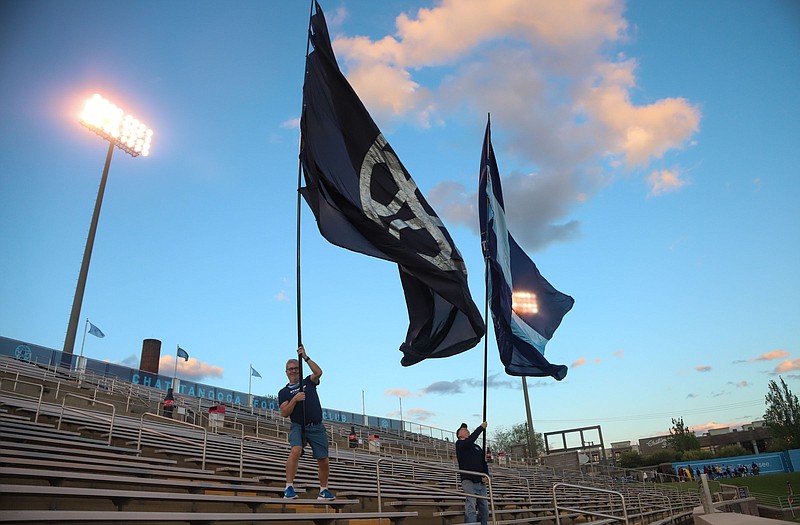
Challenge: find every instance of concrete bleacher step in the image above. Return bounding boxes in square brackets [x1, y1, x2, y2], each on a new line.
[0, 466, 291, 497]
[0, 440, 175, 465]
[0, 510, 419, 523]
[0, 483, 359, 512]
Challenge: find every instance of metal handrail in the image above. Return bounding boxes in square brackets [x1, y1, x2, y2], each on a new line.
[58, 393, 116, 445]
[638, 490, 672, 520]
[376, 456, 497, 525]
[224, 421, 245, 477]
[553, 481, 629, 525]
[138, 412, 208, 470]
[0, 378, 44, 422]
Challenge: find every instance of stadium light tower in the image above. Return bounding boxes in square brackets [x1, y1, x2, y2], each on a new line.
[62, 94, 153, 356]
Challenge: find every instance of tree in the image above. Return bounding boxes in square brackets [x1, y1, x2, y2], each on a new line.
[646, 449, 680, 465]
[617, 451, 643, 468]
[490, 423, 544, 457]
[764, 376, 800, 451]
[668, 417, 700, 452]
[714, 444, 748, 458]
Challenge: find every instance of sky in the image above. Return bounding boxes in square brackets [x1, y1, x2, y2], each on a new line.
[1, 0, 799, 449]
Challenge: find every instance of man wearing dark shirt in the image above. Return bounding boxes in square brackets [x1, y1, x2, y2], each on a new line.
[455, 422, 489, 525]
[278, 345, 335, 500]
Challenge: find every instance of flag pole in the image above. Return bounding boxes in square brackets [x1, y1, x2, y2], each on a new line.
[78, 318, 89, 369]
[481, 113, 491, 452]
[482, 240, 489, 452]
[248, 364, 253, 414]
[295, 0, 315, 447]
[173, 344, 179, 381]
[522, 376, 536, 462]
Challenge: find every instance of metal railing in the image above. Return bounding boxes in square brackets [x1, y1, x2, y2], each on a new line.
[0, 377, 44, 422]
[58, 393, 116, 445]
[553, 481, 629, 525]
[137, 412, 207, 470]
[375, 456, 497, 525]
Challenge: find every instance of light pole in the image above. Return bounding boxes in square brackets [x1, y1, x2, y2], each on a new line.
[62, 94, 153, 356]
[513, 291, 538, 463]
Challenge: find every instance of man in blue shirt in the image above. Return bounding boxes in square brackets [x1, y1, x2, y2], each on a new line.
[456, 422, 489, 525]
[278, 344, 335, 500]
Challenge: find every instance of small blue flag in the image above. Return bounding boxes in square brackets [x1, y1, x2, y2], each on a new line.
[88, 322, 105, 338]
[177, 346, 189, 361]
[250, 365, 262, 378]
[479, 116, 574, 380]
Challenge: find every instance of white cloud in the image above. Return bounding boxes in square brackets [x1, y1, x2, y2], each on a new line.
[160, 355, 224, 381]
[775, 358, 800, 374]
[280, 117, 300, 129]
[754, 349, 789, 361]
[330, 0, 699, 251]
[647, 168, 688, 196]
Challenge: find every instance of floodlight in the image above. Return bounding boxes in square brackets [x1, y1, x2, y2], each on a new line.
[512, 291, 539, 315]
[80, 93, 153, 157]
[63, 94, 154, 357]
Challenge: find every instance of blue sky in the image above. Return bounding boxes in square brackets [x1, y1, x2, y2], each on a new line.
[1, 0, 798, 448]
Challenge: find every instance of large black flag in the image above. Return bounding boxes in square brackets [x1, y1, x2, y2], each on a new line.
[300, 2, 485, 365]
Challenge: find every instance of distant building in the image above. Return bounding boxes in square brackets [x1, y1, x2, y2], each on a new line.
[609, 440, 637, 462]
[637, 423, 771, 456]
[638, 435, 672, 455]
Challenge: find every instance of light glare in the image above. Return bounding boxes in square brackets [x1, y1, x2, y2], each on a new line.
[512, 291, 539, 315]
[80, 94, 153, 158]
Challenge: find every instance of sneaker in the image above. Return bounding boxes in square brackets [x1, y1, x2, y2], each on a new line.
[317, 488, 336, 500]
[284, 486, 298, 499]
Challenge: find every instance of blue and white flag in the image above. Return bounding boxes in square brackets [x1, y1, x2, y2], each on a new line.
[478, 116, 574, 380]
[177, 346, 189, 361]
[250, 365, 262, 378]
[87, 322, 105, 338]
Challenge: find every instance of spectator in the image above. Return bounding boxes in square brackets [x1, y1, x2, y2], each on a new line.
[456, 422, 490, 525]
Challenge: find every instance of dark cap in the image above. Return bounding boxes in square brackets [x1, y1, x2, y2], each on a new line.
[457, 422, 468, 434]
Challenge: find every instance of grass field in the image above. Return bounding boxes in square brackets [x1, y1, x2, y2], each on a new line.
[664, 472, 800, 522]
[706, 472, 800, 498]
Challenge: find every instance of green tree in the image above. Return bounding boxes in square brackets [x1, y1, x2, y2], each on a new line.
[668, 417, 700, 452]
[715, 444, 749, 458]
[490, 423, 544, 457]
[764, 376, 800, 451]
[645, 449, 680, 465]
[682, 449, 714, 461]
[617, 451, 643, 468]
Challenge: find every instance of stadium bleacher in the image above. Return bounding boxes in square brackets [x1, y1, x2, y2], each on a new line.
[0, 354, 702, 524]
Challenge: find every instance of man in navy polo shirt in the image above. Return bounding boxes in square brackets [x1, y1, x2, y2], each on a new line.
[278, 344, 335, 500]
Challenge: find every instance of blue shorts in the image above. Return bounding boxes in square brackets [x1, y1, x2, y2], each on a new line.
[288, 422, 329, 459]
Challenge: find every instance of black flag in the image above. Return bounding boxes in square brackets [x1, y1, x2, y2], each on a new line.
[300, 2, 485, 365]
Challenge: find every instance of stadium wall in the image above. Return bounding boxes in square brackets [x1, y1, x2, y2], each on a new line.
[0, 335, 401, 431]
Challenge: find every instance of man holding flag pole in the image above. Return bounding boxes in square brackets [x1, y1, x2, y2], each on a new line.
[278, 344, 334, 501]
